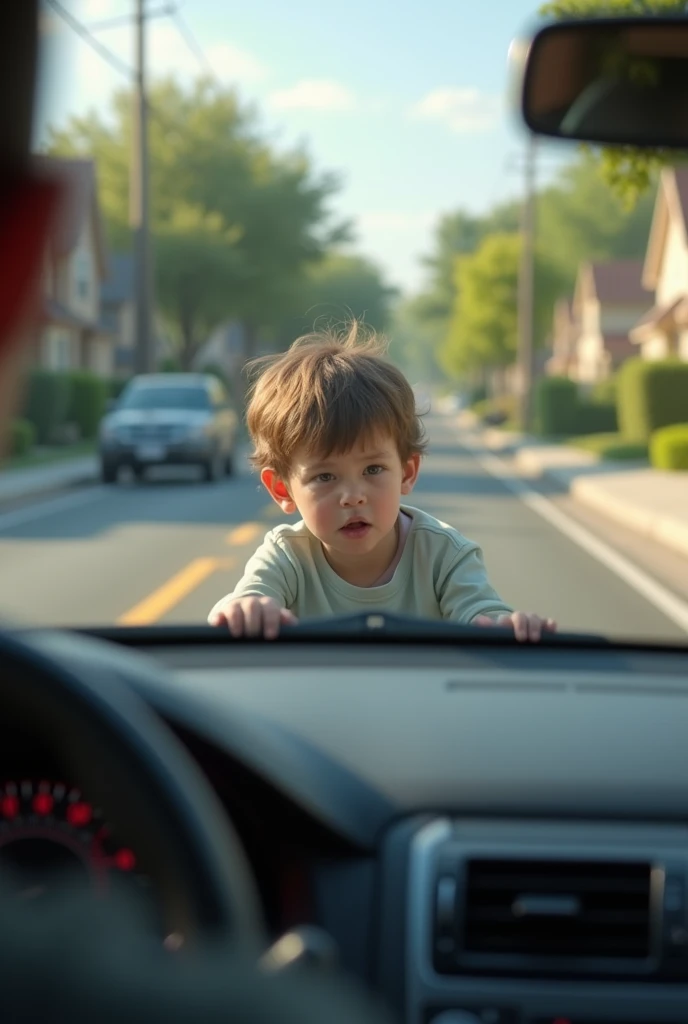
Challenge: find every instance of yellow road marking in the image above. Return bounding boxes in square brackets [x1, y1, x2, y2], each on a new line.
[225, 522, 262, 546]
[118, 556, 235, 626]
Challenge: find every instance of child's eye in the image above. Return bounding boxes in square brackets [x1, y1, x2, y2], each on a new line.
[365, 464, 385, 476]
[313, 472, 334, 483]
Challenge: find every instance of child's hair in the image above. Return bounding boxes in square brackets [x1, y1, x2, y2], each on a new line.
[245, 320, 427, 478]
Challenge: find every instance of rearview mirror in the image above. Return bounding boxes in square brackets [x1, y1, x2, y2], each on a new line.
[515, 16, 688, 148]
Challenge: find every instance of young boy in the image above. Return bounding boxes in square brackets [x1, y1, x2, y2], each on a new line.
[208, 324, 557, 642]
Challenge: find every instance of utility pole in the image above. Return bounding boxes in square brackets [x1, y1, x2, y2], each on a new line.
[517, 135, 537, 432]
[131, 0, 153, 374]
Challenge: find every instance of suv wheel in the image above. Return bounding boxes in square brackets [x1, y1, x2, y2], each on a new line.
[101, 460, 119, 484]
[203, 451, 222, 483]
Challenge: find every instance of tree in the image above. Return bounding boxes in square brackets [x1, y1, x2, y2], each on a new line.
[539, 0, 687, 207]
[536, 151, 655, 282]
[412, 203, 521, 328]
[280, 252, 397, 342]
[439, 233, 563, 382]
[46, 77, 348, 366]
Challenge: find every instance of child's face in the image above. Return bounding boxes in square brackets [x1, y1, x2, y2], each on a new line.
[261, 433, 420, 558]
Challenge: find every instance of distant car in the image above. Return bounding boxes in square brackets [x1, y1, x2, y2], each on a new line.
[99, 374, 239, 484]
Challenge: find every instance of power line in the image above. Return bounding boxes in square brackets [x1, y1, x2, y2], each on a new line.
[86, 4, 176, 33]
[171, 8, 220, 82]
[45, 0, 135, 81]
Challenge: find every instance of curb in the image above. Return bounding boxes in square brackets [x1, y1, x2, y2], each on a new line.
[474, 427, 688, 561]
[0, 458, 98, 510]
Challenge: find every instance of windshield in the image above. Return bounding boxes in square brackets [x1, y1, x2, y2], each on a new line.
[119, 388, 211, 412]
[2, 1, 685, 644]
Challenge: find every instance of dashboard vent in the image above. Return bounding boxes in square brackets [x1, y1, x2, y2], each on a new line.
[463, 858, 652, 960]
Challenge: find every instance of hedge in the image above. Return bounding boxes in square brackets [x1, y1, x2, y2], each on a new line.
[22, 370, 72, 444]
[617, 358, 688, 441]
[67, 372, 108, 439]
[534, 377, 616, 436]
[535, 376, 579, 435]
[650, 423, 688, 471]
[11, 418, 35, 457]
[574, 400, 617, 435]
[108, 377, 131, 401]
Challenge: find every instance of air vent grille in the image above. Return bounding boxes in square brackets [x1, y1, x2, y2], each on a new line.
[463, 858, 652, 959]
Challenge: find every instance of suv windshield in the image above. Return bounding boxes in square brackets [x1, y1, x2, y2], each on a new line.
[119, 388, 211, 412]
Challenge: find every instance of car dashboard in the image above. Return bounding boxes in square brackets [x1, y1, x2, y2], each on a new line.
[8, 629, 688, 1024]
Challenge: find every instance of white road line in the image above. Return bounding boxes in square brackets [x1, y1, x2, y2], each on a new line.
[468, 443, 688, 635]
[0, 488, 104, 532]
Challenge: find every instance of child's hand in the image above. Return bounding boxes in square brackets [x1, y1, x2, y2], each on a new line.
[208, 596, 298, 639]
[472, 611, 557, 643]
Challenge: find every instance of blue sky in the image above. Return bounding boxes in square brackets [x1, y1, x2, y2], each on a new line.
[37, 0, 575, 293]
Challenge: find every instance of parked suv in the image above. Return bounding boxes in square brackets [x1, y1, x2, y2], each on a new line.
[99, 374, 239, 484]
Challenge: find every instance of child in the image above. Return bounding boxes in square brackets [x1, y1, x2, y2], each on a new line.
[208, 323, 557, 642]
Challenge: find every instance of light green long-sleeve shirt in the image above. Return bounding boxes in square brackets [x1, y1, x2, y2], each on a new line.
[208, 504, 513, 625]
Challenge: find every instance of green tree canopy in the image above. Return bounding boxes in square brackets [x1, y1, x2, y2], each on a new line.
[46, 77, 349, 367]
[439, 233, 563, 380]
[281, 252, 397, 342]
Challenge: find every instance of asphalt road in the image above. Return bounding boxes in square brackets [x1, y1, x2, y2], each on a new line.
[0, 411, 687, 642]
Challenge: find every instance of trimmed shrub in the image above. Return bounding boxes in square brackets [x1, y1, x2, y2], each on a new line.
[22, 370, 72, 444]
[591, 374, 618, 405]
[617, 358, 688, 441]
[11, 418, 35, 457]
[574, 400, 618, 435]
[67, 372, 108, 440]
[650, 423, 688, 471]
[108, 377, 131, 401]
[535, 376, 579, 436]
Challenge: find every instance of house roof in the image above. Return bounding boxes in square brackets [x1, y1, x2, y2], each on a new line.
[101, 253, 134, 306]
[589, 260, 646, 304]
[34, 155, 108, 279]
[630, 295, 688, 343]
[641, 165, 688, 290]
[43, 297, 93, 331]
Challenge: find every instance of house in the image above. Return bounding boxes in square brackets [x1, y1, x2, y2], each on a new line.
[194, 320, 247, 380]
[630, 166, 688, 361]
[571, 258, 648, 384]
[99, 253, 135, 377]
[546, 297, 579, 378]
[37, 156, 112, 375]
[100, 252, 173, 377]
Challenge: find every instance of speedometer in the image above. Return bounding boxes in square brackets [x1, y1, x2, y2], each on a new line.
[0, 778, 148, 903]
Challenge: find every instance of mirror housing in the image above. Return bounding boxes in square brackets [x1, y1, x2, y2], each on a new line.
[513, 16, 688, 149]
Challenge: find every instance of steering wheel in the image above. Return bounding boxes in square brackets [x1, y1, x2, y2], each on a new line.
[0, 628, 265, 949]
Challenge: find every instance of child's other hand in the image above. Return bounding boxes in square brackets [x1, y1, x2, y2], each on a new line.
[208, 596, 298, 639]
[472, 611, 557, 643]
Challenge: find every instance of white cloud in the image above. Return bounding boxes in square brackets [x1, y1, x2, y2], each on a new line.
[408, 87, 501, 133]
[202, 42, 268, 84]
[268, 79, 356, 112]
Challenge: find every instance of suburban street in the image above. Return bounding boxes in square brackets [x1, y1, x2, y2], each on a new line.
[0, 410, 687, 641]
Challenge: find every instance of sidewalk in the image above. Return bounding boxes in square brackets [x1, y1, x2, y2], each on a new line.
[474, 426, 688, 560]
[0, 455, 98, 506]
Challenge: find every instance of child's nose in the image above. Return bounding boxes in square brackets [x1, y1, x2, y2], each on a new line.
[340, 483, 366, 505]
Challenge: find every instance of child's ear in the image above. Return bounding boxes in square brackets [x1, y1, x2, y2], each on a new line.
[261, 468, 297, 514]
[400, 453, 421, 495]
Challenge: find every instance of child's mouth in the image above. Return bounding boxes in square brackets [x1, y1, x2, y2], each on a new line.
[339, 520, 371, 539]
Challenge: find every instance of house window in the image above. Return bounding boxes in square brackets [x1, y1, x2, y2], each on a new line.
[75, 250, 91, 301]
[50, 331, 71, 371]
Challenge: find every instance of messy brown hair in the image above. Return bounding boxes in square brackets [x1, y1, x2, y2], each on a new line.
[245, 321, 428, 479]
